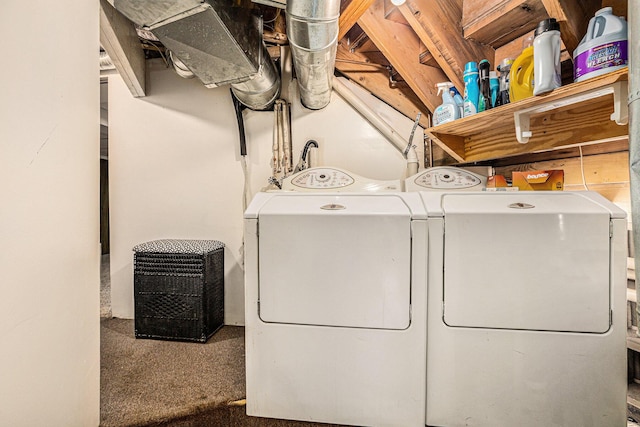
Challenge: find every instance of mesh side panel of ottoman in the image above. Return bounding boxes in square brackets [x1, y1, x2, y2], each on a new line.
[134, 245, 224, 342]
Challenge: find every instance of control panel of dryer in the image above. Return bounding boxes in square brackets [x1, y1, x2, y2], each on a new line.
[405, 166, 487, 192]
[282, 167, 401, 192]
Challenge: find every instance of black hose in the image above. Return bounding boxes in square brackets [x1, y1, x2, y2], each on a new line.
[230, 90, 247, 157]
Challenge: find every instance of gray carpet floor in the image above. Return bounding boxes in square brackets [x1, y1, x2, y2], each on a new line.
[100, 256, 338, 427]
[101, 319, 245, 426]
[100, 319, 341, 426]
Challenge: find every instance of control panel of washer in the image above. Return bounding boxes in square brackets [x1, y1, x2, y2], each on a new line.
[405, 166, 487, 191]
[290, 168, 355, 189]
[282, 167, 402, 192]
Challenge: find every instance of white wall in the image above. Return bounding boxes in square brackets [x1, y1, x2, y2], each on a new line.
[109, 59, 422, 323]
[0, 1, 100, 426]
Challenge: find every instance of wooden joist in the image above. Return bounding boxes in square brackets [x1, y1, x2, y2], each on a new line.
[539, 0, 601, 55]
[338, 0, 376, 42]
[334, 44, 431, 130]
[357, 0, 446, 113]
[397, 0, 496, 93]
[462, 0, 548, 48]
[99, 0, 146, 97]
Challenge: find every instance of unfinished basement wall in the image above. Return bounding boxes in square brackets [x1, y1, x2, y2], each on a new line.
[108, 59, 418, 323]
[494, 148, 632, 217]
[0, 1, 100, 426]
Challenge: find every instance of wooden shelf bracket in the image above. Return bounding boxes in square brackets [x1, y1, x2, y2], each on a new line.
[513, 80, 629, 144]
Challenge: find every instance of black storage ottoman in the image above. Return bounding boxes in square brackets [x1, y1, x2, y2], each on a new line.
[133, 239, 225, 342]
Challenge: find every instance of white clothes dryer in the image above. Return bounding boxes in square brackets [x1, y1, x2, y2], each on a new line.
[409, 188, 627, 427]
[405, 166, 487, 192]
[244, 168, 427, 426]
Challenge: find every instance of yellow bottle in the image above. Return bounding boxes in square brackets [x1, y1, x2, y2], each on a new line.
[509, 37, 535, 102]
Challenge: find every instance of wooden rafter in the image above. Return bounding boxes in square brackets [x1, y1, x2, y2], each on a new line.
[335, 44, 430, 129]
[397, 0, 495, 92]
[461, 0, 548, 48]
[357, 0, 446, 113]
[338, 0, 376, 41]
[539, 0, 601, 55]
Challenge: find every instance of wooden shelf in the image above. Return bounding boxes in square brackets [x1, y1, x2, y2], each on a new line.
[426, 68, 629, 163]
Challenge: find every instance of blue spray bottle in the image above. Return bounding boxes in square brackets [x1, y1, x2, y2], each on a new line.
[451, 86, 464, 119]
[463, 62, 479, 117]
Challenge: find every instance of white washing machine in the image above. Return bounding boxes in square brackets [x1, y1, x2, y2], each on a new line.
[405, 170, 627, 426]
[244, 167, 428, 426]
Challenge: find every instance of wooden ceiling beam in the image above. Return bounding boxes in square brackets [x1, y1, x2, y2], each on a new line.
[539, 0, 601, 55]
[357, 0, 467, 160]
[397, 0, 496, 92]
[461, 0, 548, 48]
[357, 0, 446, 113]
[99, 0, 146, 97]
[338, 0, 376, 42]
[335, 43, 430, 129]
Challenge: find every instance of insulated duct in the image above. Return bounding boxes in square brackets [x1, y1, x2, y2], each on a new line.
[287, 0, 340, 110]
[110, 0, 279, 110]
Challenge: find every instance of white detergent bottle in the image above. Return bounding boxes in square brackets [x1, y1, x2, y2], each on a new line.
[533, 18, 562, 96]
[433, 82, 460, 126]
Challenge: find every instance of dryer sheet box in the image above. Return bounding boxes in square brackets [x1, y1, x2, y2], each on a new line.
[512, 170, 564, 191]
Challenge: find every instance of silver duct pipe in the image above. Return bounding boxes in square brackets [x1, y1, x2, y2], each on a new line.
[111, 0, 280, 110]
[629, 1, 640, 329]
[230, 42, 281, 111]
[287, 0, 340, 110]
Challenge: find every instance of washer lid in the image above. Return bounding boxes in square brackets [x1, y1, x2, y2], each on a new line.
[441, 192, 613, 333]
[257, 194, 413, 330]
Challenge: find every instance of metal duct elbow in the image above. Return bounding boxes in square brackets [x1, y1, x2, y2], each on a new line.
[230, 42, 280, 111]
[286, 0, 340, 110]
[111, 0, 280, 110]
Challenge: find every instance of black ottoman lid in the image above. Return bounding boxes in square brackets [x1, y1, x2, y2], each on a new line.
[133, 239, 225, 255]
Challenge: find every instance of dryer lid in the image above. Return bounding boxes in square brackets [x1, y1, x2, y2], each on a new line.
[441, 192, 614, 333]
[420, 191, 626, 218]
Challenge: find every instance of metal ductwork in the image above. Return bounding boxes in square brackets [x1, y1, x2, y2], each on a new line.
[286, 0, 340, 110]
[111, 0, 280, 110]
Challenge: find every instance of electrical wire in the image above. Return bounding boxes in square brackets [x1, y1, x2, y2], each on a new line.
[404, 113, 421, 157]
[579, 145, 589, 191]
[241, 156, 250, 212]
[263, 8, 280, 24]
[144, 39, 170, 67]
